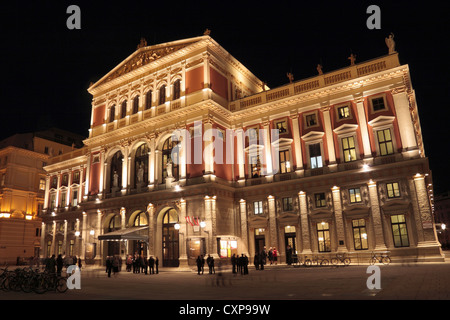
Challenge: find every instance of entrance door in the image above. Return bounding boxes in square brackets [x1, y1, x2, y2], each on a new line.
[108, 241, 120, 256]
[254, 228, 266, 255]
[162, 209, 179, 267]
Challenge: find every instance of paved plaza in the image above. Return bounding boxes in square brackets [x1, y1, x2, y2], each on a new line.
[1, 259, 450, 301]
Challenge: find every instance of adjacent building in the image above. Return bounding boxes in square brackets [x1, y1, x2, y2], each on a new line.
[0, 128, 84, 264]
[39, 34, 444, 268]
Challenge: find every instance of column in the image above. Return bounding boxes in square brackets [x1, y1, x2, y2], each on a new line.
[321, 106, 337, 170]
[181, 60, 186, 108]
[66, 170, 72, 207]
[178, 199, 188, 267]
[202, 52, 211, 99]
[262, 121, 273, 177]
[236, 128, 245, 181]
[391, 88, 418, 156]
[121, 144, 129, 191]
[51, 221, 56, 256]
[84, 154, 91, 198]
[239, 199, 249, 256]
[203, 116, 214, 175]
[40, 222, 46, 259]
[290, 113, 304, 171]
[412, 174, 441, 244]
[368, 180, 387, 251]
[354, 95, 372, 159]
[98, 150, 105, 194]
[147, 204, 155, 256]
[148, 135, 156, 186]
[96, 210, 102, 263]
[43, 175, 50, 209]
[267, 195, 278, 249]
[81, 212, 87, 259]
[298, 191, 312, 254]
[331, 186, 347, 252]
[63, 220, 68, 255]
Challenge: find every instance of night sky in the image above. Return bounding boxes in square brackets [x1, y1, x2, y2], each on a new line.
[1, 1, 449, 194]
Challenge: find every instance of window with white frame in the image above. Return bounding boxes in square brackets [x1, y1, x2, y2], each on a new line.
[309, 143, 323, 169]
[254, 201, 263, 215]
[377, 128, 394, 156]
[342, 136, 357, 162]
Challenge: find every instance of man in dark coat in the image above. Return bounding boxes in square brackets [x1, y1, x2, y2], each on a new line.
[231, 254, 237, 274]
[148, 256, 155, 274]
[56, 254, 63, 276]
[196, 256, 202, 275]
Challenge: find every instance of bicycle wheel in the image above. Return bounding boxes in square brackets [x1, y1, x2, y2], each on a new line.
[331, 258, 338, 265]
[56, 277, 68, 293]
[382, 256, 391, 265]
[343, 258, 350, 266]
[21, 277, 33, 293]
[370, 257, 377, 265]
[32, 275, 47, 294]
[321, 259, 329, 266]
[304, 259, 312, 267]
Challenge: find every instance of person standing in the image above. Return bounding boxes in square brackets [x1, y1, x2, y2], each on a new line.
[106, 256, 112, 278]
[286, 245, 292, 265]
[268, 247, 273, 265]
[243, 255, 249, 275]
[155, 257, 159, 274]
[231, 254, 237, 274]
[196, 256, 202, 275]
[56, 254, 63, 276]
[254, 253, 259, 270]
[273, 247, 278, 265]
[77, 256, 82, 270]
[148, 256, 155, 274]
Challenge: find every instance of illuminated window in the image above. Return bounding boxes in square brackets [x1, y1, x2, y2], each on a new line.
[250, 154, 261, 178]
[315, 193, 326, 208]
[275, 120, 288, 133]
[391, 214, 409, 247]
[342, 136, 357, 162]
[279, 150, 291, 173]
[253, 201, 263, 215]
[317, 222, 331, 252]
[133, 212, 148, 226]
[352, 219, 368, 250]
[348, 188, 362, 203]
[377, 129, 394, 156]
[49, 193, 56, 210]
[71, 190, 78, 207]
[337, 106, 350, 119]
[309, 143, 322, 169]
[39, 178, 46, 190]
[386, 182, 400, 198]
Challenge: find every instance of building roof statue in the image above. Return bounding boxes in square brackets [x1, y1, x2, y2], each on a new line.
[317, 64, 323, 75]
[348, 53, 356, 66]
[286, 72, 294, 83]
[385, 32, 396, 54]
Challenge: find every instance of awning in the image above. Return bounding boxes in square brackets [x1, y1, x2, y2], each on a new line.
[98, 226, 149, 241]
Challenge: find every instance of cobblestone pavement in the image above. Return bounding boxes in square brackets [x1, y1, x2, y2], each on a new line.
[1, 260, 450, 301]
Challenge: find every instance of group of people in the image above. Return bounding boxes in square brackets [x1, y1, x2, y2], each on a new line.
[119, 254, 159, 276]
[253, 246, 278, 270]
[195, 254, 215, 275]
[231, 254, 249, 275]
[44, 254, 82, 276]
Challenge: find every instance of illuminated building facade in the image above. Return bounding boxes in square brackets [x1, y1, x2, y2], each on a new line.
[40, 34, 444, 267]
[0, 129, 83, 264]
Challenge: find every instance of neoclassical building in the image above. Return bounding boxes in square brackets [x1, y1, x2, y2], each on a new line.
[40, 33, 444, 268]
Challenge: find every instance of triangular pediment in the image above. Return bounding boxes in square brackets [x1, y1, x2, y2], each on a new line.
[333, 123, 358, 134]
[301, 130, 324, 142]
[89, 36, 206, 92]
[368, 115, 395, 127]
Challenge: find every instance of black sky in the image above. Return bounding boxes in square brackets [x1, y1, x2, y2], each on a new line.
[1, 1, 449, 194]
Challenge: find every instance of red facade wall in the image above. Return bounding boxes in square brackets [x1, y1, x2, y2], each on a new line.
[92, 105, 105, 127]
[185, 66, 204, 95]
[210, 67, 228, 100]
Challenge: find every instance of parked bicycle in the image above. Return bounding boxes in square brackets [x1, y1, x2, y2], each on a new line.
[331, 253, 351, 266]
[304, 255, 329, 267]
[370, 251, 391, 265]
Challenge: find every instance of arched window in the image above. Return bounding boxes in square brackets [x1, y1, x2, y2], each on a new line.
[108, 214, 121, 232]
[132, 95, 139, 114]
[135, 143, 149, 187]
[109, 105, 115, 123]
[120, 100, 127, 118]
[162, 137, 179, 182]
[159, 85, 166, 105]
[145, 90, 152, 110]
[110, 151, 123, 191]
[173, 79, 181, 100]
[133, 212, 148, 226]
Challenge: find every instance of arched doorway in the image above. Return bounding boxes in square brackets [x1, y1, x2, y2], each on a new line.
[162, 208, 179, 267]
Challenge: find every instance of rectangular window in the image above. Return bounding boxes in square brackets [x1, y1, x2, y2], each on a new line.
[337, 106, 350, 119]
[377, 129, 394, 156]
[279, 150, 291, 173]
[73, 171, 80, 184]
[253, 201, 263, 215]
[305, 114, 317, 127]
[372, 97, 386, 111]
[309, 143, 322, 169]
[391, 214, 409, 247]
[250, 154, 261, 178]
[72, 190, 78, 207]
[386, 182, 401, 198]
[275, 120, 288, 134]
[282, 197, 293, 211]
[342, 136, 357, 162]
[60, 192, 66, 207]
[352, 219, 368, 250]
[39, 178, 46, 190]
[49, 194, 56, 210]
[315, 193, 326, 208]
[349, 188, 362, 203]
[317, 222, 331, 252]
